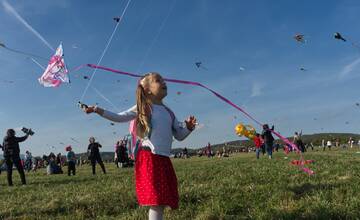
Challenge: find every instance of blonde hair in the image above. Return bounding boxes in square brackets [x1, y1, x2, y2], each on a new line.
[136, 72, 161, 138]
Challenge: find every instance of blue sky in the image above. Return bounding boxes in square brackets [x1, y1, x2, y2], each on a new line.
[1, 0, 360, 156]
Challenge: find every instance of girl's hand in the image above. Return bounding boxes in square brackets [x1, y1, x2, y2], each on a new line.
[185, 116, 197, 131]
[83, 105, 104, 115]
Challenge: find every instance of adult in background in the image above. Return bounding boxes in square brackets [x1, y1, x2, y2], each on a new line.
[114, 141, 120, 168]
[46, 152, 63, 175]
[327, 140, 332, 150]
[2, 129, 30, 186]
[293, 131, 305, 153]
[87, 137, 106, 174]
[206, 142, 212, 157]
[182, 147, 188, 158]
[24, 150, 33, 172]
[335, 138, 340, 148]
[348, 137, 354, 149]
[115, 140, 129, 168]
[261, 124, 275, 159]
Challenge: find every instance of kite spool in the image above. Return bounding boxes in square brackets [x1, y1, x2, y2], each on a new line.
[78, 101, 88, 110]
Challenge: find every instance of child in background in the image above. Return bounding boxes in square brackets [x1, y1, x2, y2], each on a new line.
[253, 133, 262, 159]
[66, 146, 76, 176]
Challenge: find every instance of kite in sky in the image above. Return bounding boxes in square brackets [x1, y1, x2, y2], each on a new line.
[38, 43, 70, 87]
[70, 137, 79, 143]
[195, 61, 208, 70]
[294, 34, 306, 43]
[334, 32, 346, 42]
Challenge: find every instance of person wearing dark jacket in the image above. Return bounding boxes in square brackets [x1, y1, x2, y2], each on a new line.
[261, 124, 274, 159]
[87, 137, 106, 174]
[2, 129, 29, 186]
[115, 140, 129, 168]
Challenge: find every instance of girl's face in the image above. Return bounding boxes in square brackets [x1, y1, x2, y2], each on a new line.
[146, 74, 167, 100]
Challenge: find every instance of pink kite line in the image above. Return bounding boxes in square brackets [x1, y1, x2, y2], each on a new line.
[83, 63, 314, 174]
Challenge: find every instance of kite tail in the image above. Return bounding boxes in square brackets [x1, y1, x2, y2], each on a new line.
[83, 63, 314, 175]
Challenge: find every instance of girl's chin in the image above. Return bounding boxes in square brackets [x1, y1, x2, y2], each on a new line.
[160, 93, 167, 99]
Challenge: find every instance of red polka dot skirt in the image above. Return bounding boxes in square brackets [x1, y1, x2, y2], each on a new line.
[135, 148, 179, 209]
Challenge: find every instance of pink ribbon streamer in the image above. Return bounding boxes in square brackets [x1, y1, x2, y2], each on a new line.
[83, 63, 314, 174]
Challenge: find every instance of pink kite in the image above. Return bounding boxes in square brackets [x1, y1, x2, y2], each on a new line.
[38, 43, 69, 87]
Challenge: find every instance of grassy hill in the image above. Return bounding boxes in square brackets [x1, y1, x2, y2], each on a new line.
[172, 133, 360, 155]
[1, 149, 360, 219]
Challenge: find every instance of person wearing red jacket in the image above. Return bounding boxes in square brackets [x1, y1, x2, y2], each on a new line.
[253, 133, 263, 159]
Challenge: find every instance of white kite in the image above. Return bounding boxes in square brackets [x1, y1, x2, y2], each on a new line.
[38, 43, 69, 87]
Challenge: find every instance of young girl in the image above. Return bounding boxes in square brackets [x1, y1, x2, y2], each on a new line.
[83, 72, 196, 220]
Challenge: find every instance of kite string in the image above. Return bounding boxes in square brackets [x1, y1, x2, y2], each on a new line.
[2, 46, 48, 60]
[79, 22, 119, 101]
[136, 0, 177, 73]
[29, 57, 45, 70]
[79, 0, 132, 102]
[117, 0, 154, 61]
[91, 86, 120, 112]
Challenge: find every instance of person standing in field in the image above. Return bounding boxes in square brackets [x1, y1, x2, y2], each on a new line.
[261, 124, 275, 159]
[327, 140, 332, 150]
[2, 129, 30, 186]
[348, 137, 354, 149]
[309, 142, 314, 151]
[82, 73, 196, 220]
[335, 138, 340, 148]
[253, 133, 263, 159]
[66, 146, 76, 176]
[293, 131, 305, 153]
[87, 137, 106, 175]
[24, 150, 33, 172]
[206, 142, 212, 157]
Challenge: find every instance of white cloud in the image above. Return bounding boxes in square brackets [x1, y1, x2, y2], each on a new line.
[339, 57, 360, 78]
[250, 82, 263, 97]
[2, 0, 54, 51]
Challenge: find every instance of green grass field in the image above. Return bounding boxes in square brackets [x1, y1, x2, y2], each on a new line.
[1, 149, 360, 219]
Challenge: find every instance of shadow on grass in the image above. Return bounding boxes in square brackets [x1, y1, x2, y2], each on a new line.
[269, 206, 350, 220]
[288, 182, 340, 200]
[31, 175, 106, 186]
[0, 196, 139, 219]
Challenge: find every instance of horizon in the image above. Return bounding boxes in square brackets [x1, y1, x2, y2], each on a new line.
[1, 131, 359, 158]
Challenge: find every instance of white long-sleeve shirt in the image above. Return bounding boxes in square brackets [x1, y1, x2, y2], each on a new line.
[101, 104, 192, 157]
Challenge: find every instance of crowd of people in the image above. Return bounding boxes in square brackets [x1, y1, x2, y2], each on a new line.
[0, 130, 138, 186]
[251, 127, 360, 159]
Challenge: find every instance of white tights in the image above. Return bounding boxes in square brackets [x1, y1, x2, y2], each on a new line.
[149, 206, 164, 220]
